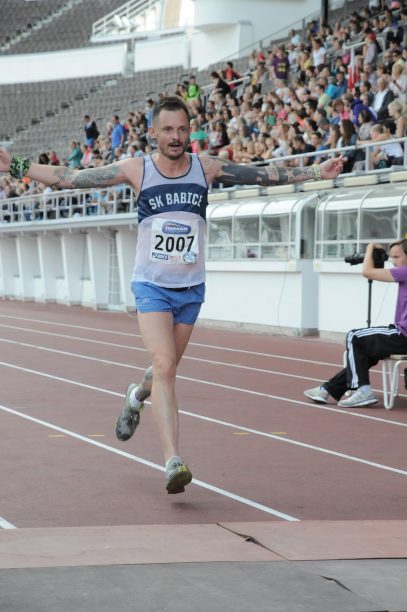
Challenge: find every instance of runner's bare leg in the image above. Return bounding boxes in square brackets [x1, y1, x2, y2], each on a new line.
[137, 311, 194, 461]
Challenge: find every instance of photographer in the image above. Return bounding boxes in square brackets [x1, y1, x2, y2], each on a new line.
[304, 240, 407, 408]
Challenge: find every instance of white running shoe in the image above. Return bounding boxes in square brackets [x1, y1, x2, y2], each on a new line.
[304, 386, 329, 404]
[338, 388, 378, 407]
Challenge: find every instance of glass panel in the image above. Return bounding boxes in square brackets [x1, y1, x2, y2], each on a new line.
[324, 208, 357, 242]
[261, 244, 289, 259]
[234, 245, 260, 258]
[261, 214, 289, 243]
[360, 193, 399, 240]
[208, 245, 233, 260]
[360, 204, 398, 240]
[234, 217, 260, 243]
[402, 201, 407, 237]
[207, 219, 232, 245]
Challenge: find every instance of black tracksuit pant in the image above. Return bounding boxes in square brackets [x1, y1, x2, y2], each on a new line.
[323, 325, 407, 401]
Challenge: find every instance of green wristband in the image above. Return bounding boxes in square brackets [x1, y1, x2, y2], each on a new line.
[9, 154, 32, 179]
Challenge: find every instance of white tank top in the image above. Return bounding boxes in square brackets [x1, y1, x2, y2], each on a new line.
[132, 154, 209, 288]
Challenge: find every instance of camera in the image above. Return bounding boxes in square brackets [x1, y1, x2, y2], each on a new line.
[344, 247, 389, 268]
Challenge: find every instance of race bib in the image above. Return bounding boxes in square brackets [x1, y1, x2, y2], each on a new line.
[150, 218, 199, 264]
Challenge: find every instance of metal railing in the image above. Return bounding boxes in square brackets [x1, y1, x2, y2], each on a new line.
[0, 185, 137, 225]
[1, 137, 407, 226]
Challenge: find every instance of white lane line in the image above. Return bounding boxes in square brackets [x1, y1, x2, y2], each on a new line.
[0, 314, 341, 365]
[1, 361, 407, 474]
[1, 354, 407, 430]
[0, 404, 299, 522]
[0, 334, 329, 384]
[0, 517, 16, 529]
[180, 410, 407, 477]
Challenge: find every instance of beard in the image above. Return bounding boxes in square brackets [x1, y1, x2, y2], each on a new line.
[160, 138, 190, 160]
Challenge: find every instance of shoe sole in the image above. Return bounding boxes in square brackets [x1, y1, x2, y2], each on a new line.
[304, 392, 327, 404]
[115, 383, 142, 441]
[166, 465, 192, 495]
[338, 398, 378, 407]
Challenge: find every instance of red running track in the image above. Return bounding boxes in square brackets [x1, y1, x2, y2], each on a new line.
[1, 300, 406, 529]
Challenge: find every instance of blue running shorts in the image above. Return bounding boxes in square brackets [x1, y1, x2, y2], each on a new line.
[131, 281, 205, 325]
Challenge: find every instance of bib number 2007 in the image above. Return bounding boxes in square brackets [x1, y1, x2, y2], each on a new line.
[154, 234, 194, 253]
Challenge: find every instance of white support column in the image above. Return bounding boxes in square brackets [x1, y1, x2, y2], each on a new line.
[38, 235, 64, 302]
[61, 233, 87, 305]
[87, 230, 110, 308]
[0, 237, 18, 297]
[16, 235, 40, 300]
[116, 228, 137, 309]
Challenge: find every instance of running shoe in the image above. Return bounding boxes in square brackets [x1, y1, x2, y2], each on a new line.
[115, 383, 144, 441]
[166, 456, 192, 494]
[304, 386, 329, 404]
[338, 388, 378, 407]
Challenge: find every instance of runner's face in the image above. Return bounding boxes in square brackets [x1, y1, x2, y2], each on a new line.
[152, 109, 190, 160]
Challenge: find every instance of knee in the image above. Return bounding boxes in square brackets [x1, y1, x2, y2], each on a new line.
[151, 354, 176, 384]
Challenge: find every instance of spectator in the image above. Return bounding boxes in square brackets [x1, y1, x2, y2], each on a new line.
[311, 38, 327, 67]
[389, 62, 407, 102]
[185, 76, 201, 113]
[358, 108, 375, 140]
[271, 46, 290, 82]
[372, 76, 395, 121]
[327, 123, 341, 149]
[388, 99, 407, 138]
[363, 32, 379, 68]
[291, 134, 316, 165]
[83, 115, 99, 148]
[190, 118, 209, 153]
[337, 119, 357, 172]
[38, 153, 50, 165]
[111, 115, 127, 161]
[209, 71, 231, 99]
[370, 122, 404, 167]
[66, 141, 82, 169]
[223, 61, 242, 88]
[49, 151, 60, 166]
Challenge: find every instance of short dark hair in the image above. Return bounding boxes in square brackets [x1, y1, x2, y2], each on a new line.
[390, 239, 407, 255]
[152, 95, 190, 124]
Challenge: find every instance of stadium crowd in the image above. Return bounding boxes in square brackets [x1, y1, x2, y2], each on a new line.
[2, 0, 407, 216]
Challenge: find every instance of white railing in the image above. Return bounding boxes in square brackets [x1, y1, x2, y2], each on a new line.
[0, 185, 137, 225]
[1, 137, 407, 226]
[92, 0, 164, 38]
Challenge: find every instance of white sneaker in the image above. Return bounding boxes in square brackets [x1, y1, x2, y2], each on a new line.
[304, 386, 329, 404]
[338, 388, 378, 407]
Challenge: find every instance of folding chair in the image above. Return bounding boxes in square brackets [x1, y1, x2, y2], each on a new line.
[381, 355, 407, 409]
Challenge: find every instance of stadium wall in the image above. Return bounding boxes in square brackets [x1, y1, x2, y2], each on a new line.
[0, 44, 127, 85]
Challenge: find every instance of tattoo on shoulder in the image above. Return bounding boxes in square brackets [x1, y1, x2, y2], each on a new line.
[216, 161, 313, 186]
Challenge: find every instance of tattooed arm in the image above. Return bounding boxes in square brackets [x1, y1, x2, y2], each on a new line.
[25, 158, 141, 190]
[200, 156, 344, 186]
[0, 148, 142, 191]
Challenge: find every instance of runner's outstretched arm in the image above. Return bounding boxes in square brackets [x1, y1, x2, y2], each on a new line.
[201, 155, 344, 186]
[0, 148, 140, 190]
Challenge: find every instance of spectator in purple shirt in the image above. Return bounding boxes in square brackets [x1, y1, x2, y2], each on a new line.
[305, 240, 407, 408]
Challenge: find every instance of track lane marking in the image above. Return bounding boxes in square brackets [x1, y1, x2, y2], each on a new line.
[1, 343, 407, 429]
[0, 314, 345, 365]
[0, 334, 334, 383]
[1, 362, 407, 474]
[0, 404, 299, 523]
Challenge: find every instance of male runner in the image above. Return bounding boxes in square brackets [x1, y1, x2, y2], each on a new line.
[0, 96, 343, 493]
